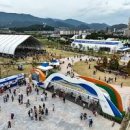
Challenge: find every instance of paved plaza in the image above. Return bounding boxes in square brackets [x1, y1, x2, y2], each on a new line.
[0, 86, 120, 130]
[1, 55, 130, 130]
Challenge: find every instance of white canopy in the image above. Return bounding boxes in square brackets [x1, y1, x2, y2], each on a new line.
[37, 65, 53, 71]
[0, 35, 42, 55]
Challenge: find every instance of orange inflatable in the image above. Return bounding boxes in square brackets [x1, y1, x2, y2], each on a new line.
[31, 68, 46, 82]
[79, 76, 123, 112]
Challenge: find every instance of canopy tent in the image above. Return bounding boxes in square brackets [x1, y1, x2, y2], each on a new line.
[49, 60, 60, 66]
[0, 35, 43, 55]
[37, 62, 53, 71]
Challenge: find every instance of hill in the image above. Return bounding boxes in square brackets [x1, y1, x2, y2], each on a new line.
[0, 12, 118, 30]
[109, 24, 127, 31]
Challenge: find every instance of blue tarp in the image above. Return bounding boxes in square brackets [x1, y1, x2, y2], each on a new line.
[41, 62, 49, 67]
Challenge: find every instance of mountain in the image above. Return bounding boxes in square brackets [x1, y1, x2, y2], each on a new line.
[0, 12, 110, 30]
[64, 19, 87, 26]
[88, 23, 109, 30]
[109, 24, 127, 31]
[0, 12, 43, 27]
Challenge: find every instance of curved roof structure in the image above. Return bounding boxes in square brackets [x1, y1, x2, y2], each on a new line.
[0, 35, 42, 55]
[79, 76, 123, 112]
[43, 73, 122, 118]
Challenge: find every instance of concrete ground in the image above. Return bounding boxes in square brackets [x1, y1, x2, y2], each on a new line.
[0, 86, 120, 130]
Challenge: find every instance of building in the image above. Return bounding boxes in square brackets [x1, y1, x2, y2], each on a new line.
[124, 18, 130, 37]
[0, 34, 43, 56]
[60, 30, 87, 36]
[71, 39, 123, 53]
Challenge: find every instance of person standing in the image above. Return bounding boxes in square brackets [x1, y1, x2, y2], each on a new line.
[45, 108, 48, 115]
[80, 113, 83, 120]
[9, 88, 11, 94]
[52, 104, 55, 111]
[28, 110, 30, 117]
[115, 77, 117, 82]
[83, 103, 85, 110]
[88, 116, 93, 127]
[11, 95, 14, 102]
[11, 113, 14, 120]
[63, 97, 65, 103]
[41, 94, 44, 102]
[121, 82, 123, 88]
[43, 103, 45, 109]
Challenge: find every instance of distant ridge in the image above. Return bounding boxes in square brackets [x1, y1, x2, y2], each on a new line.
[0, 12, 127, 30]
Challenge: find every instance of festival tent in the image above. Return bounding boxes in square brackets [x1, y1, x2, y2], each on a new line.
[37, 62, 53, 71]
[49, 60, 60, 66]
[0, 35, 43, 55]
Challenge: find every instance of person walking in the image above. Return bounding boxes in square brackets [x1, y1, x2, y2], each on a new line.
[8, 121, 11, 128]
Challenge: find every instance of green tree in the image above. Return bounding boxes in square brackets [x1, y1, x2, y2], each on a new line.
[78, 44, 83, 51]
[127, 60, 130, 75]
[109, 55, 119, 70]
[102, 56, 108, 68]
[127, 60, 130, 68]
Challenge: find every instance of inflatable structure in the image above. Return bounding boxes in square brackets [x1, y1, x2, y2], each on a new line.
[79, 76, 123, 112]
[31, 68, 46, 82]
[43, 73, 122, 118]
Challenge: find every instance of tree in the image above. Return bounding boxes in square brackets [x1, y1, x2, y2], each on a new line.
[109, 55, 119, 70]
[127, 60, 130, 68]
[78, 44, 83, 51]
[127, 60, 130, 75]
[102, 56, 108, 68]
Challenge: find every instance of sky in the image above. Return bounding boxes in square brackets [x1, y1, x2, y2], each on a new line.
[0, 0, 130, 25]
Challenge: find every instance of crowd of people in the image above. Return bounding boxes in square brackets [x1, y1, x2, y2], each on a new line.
[28, 104, 49, 121]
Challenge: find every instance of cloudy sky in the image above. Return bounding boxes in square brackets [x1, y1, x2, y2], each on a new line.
[0, 0, 130, 25]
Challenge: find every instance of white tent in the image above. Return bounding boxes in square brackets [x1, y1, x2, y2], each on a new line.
[49, 60, 60, 66]
[0, 35, 42, 55]
[37, 65, 53, 71]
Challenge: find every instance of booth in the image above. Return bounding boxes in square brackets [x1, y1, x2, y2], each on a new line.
[37, 62, 53, 76]
[49, 60, 60, 67]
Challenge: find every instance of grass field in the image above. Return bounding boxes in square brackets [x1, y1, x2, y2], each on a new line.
[46, 48, 79, 58]
[73, 61, 130, 87]
[0, 48, 78, 78]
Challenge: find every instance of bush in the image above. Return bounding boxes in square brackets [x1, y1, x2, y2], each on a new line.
[94, 65, 105, 72]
